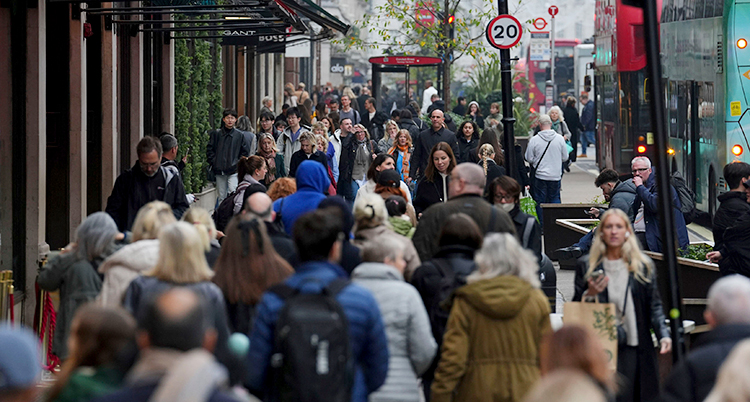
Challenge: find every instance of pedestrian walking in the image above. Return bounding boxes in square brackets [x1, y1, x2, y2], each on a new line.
[414, 142, 457, 215]
[388, 129, 414, 187]
[255, 133, 286, 187]
[431, 233, 552, 402]
[355, 153, 412, 204]
[410, 110, 458, 180]
[486, 176, 541, 261]
[43, 305, 136, 402]
[0, 325, 42, 402]
[525, 115, 569, 222]
[207, 109, 252, 205]
[37, 212, 122, 360]
[465, 101, 485, 129]
[273, 160, 329, 235]
[579, 93, 595, 156]
[563, 97, 583, 164]
[573, 209, 671, 402]
[181, 207, 222, 269]
[351, 237, 437, 402]
[478, 143, 506, 188]
[456, 121, 480, 164]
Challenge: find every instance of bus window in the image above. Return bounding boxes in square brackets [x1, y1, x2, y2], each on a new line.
[694, 0, 705, 18]
[702, 0, 714, 17]
[713, 0, 723, 16]
[699, 83, 715, 143]
[676, 0, 685, 20]
[685, 0, 695, 19]
[668, 81, 680, 138]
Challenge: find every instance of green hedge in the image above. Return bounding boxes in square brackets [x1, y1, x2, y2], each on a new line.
[174, 14, 223, 193]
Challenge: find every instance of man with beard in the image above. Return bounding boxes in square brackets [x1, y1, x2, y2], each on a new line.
[105, 136, 189, 232]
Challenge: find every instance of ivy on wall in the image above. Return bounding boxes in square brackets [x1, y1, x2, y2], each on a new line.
[174, 14, 224, 193]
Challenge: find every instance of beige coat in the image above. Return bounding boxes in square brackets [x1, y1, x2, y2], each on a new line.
[97, 239, 159, 307]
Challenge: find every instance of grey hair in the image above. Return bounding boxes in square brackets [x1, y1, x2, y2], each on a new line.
[160, 134, 178, 152]
[548, 105, 564, 121]
[353, 193, 388, 230]
[75, 212, 119, 262]
[360, 236, 405, 263]
[469, 233, 540, 288]
[236, 115, 253, 132]
[538, 114, 552, 127]
[631, 156, 652, 169]
[262, 96, 273, 107]
[707, 275, 750, 325]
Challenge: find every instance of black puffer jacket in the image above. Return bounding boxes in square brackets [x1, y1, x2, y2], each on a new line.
[713, 191, 750, 251]
[662, 324, 750, 402]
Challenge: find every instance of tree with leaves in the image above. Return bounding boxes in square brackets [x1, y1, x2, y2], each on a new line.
[338, 0, 498, 107]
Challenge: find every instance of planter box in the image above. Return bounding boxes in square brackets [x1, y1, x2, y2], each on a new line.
[543, 203, 607, 269]
[193, 185, 218, 212]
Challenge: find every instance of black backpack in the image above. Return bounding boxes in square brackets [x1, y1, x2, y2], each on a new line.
[429, 259, 469, 343]
[670, 170, 697, 224]
[212, 182, 250, 232]
[267, 279, 355, 402]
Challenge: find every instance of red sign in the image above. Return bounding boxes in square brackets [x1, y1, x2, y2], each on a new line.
[532, 17, 548, 30]
[415, 1, 436, 27]
[368, 56, 443, 66]
[485, 14, 523, 50]
[548, 5, 559, 16]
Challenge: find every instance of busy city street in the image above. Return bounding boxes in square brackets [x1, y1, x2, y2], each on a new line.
[3, 0, 750, 401]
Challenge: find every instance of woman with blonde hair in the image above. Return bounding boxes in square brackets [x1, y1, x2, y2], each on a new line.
[182, 206, 222, 268]
[431, 233, 551, 402]
[478, 143, 506, 188]
[388, 129, 413, 185]
[256, 132, 286, 186]
[573, 208, 670, 402]
[379, 120, 400, 153]
[289, 131, 328, 178]
[315, 132, 339, 186]
[352, 193, 421, 280]
[98, 201, 176, 307]
[213, 215, 293, 334]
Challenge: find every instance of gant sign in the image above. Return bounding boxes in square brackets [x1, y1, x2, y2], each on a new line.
[223, 30, 258, 36]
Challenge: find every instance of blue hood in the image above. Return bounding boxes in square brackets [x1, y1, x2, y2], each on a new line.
[296, 160, 330, 193]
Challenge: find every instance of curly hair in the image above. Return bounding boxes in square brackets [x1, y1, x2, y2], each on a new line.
[267, 177, 297, 201]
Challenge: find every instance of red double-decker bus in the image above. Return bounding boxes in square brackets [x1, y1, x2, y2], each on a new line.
[594, 0, 661, 173]
[525, 39, 581, 112]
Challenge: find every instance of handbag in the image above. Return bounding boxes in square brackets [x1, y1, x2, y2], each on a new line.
[563, 298, 619, 369]
[565, 139, 575, 154]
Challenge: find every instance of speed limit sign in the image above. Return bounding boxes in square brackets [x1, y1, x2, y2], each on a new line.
[486, 14, 523, 49]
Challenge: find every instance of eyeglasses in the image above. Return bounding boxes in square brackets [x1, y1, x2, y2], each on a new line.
[631, 167, 649, 174]
[494, 194, 515, 202]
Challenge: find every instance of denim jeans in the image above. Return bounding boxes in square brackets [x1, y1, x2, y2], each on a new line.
[580, 130, 595, 151]
[215, 173, 239, 207]
[573, 228, 596, 253]
[532, 178, 561, 225]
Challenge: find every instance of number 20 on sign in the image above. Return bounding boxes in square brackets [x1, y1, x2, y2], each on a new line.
[486, 14, 523, 50]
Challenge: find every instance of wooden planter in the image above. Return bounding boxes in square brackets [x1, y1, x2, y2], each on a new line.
[543, 204, 607, 269]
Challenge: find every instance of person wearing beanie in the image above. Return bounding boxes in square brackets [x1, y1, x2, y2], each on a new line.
[0, 325, 42, 402]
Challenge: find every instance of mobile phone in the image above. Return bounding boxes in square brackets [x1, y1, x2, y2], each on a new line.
[584, 209, 594, 216]
[185, 147, 191, 156]
[590, 270, 604, 280]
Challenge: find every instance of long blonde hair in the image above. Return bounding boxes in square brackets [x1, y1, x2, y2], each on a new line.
[131, 201, 176, 242]
[479, 143, 496, 176]
[146, 222, 213, 284]
[587, 209, 652, 283]
[181, 207, 216, 252]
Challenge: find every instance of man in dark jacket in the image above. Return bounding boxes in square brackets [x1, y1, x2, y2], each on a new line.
[360, 97, 389, 142]
[160, 133, 195, 204]
[707, 162, 750, 275]
[398, 109, 421, 141]
[410, 109, 459, 180]
[245, 209, 389, 401]
[631, 156, 689, 252]
[94, 288, 242, 402]
[413, 163, 515, 261]
[558, 169, 637, 258]
[244, 192, 298, 266]
[579, 92, 595, 156]
[105, 136, 189, 232]
[207, 108, 252, 204]
[661, 275, 750, 402]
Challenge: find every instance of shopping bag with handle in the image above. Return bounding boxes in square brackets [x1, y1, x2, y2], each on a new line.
[563, 300, 618, 369]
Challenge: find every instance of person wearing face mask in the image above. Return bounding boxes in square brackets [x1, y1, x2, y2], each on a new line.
[486, 176, 541, 261]
[106, 136, 190, 232]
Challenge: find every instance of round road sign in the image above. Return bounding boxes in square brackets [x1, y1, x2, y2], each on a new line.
[548, 5, 559, 16]
[486, 14, 523, 50]
[532, 17, 548, 30]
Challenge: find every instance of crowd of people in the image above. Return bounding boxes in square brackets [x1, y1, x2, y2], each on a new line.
[3, 82, 750, 402]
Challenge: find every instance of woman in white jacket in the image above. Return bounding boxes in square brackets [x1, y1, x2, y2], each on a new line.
[97, 201, 176, 307]
[352, 236, 437, 402]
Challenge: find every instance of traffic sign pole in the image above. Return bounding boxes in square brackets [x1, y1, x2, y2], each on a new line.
[550, 9, 556, 104]
[489, 6, 518, 180]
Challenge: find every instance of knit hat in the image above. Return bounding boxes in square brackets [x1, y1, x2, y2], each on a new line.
[0, 325, 41, 390]
[377, 169, 402, 188]
[468, 101, 480, 110]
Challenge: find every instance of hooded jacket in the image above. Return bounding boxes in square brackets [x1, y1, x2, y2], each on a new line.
[246, 261, 390, 402]
[398, 118, 421, 141]
[351, 263, 437, 402]
[431, 275, 552, 402]
[105, 162, 190, 232]
[713, 191, 750, 252]
[524, 129, 569, 181]
[97, 239, 160, 307]
[273, 160, 330, 235]
[606, 179, 637, 221]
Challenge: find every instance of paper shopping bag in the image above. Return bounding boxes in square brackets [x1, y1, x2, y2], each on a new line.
[563, 301, 618, 369]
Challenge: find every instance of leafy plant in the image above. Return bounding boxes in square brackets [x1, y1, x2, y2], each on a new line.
[174, 14, 223, 193]
[682, 243, 714, 261]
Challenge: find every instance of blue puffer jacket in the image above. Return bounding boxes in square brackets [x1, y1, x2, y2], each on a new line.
[245, 261, 390, 402]
[273, 160, 331, 235]
[633, 170, 690, 252]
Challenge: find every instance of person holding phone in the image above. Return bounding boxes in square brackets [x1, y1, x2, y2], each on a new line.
[573, 209, 671, 402]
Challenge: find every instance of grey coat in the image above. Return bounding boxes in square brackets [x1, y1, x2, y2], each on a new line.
[351, 263, 437, 402]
